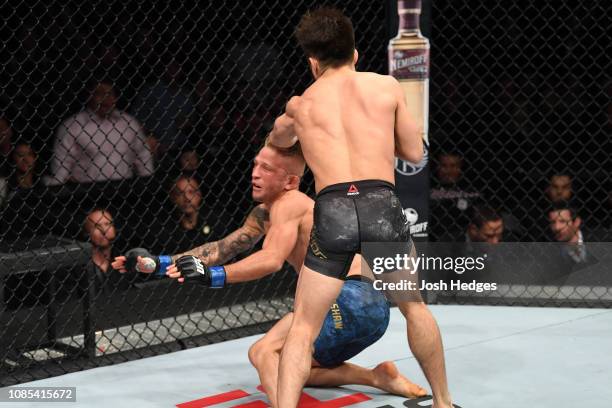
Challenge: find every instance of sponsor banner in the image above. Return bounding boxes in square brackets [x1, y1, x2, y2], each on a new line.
[389, 49, 430, 81]
[395, 143, 429, 241]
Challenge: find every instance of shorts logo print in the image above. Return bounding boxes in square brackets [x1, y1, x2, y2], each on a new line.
[309, 229, 327, 259]
[330, 303, 343, 329]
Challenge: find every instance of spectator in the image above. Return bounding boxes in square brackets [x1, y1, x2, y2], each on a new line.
[543, 201, 602, 279]
[134, 175, 225, 254]
[529, 173, 576, 240]
[178, 149, 201, 177]
[429, 151, 482, 241]
[84, 208, 117, 273]
[46, 79, 153, 185]
[0, 141, 47, 237]
[466, 205, 504, 244]
[546, 174, 573, 204]
[434, 151, 462, 187]
[547, 201, 593, 245]
[9, 142, 39, 191]
[83, 208, 137, 292]
[171, 176, 204, 231]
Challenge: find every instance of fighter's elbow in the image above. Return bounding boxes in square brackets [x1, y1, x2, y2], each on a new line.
[396, 146, 423, 164]
[269, 256, 285, 272]
[407, 148, 424, 164]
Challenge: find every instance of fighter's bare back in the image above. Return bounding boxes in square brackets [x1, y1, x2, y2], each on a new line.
[287, 68, 422, 193]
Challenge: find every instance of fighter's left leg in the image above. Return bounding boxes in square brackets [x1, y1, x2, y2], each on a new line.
[252, 282, 426, 402]
[307, 276, 426, 398]
[248, 313, 294, 408]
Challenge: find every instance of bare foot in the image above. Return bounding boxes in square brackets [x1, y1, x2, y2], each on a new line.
[372, 361, 428, 398]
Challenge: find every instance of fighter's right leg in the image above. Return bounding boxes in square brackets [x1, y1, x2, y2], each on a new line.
[398, 301, 452, 408]
[277, 266, 345, 407]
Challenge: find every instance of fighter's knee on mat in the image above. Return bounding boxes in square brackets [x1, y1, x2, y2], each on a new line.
[248, 337, 283, 368]
[248, 340, 266, 368]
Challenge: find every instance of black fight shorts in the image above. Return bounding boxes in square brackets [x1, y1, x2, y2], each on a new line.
[305, 179, 412, 279]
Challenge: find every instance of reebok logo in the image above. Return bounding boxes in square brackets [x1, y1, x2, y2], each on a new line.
[347, 184, 359, 196]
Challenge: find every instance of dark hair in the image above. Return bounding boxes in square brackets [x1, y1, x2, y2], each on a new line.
[169, 174, 201, 194]
[469, 204, 502, 228]
[295, 7, 355, 68]
[86, 76, 117, 95]
[82, 207, 114, 237]
[548, 200, 579, 220]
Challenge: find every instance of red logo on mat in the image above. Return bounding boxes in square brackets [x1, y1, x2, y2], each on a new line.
[177, 387, 370, 408]
[347, 185, 359, 195]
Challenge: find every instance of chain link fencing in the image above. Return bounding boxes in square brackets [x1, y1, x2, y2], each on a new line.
[0, 0, 610, 386]
[426, 0, 612, 306]
[0, 0, 388, 386]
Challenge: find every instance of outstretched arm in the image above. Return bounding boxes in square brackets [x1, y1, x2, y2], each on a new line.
[167, 198, 303, 284]
[112, 206, 267, 273]
[171, 206, 268, 265]
[222, 201, 301, 283]
[267, 96, 300, 148]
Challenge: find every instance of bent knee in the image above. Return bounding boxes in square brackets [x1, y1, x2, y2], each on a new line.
[248, 341, 264, 367]
[248, 338, 279, 367]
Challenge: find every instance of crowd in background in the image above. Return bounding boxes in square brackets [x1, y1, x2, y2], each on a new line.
[0, 1, 610, 294]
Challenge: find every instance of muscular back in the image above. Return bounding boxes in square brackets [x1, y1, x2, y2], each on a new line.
[293, 71, 399, 192]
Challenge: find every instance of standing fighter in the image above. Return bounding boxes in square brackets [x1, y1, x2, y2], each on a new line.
[112, 143, 426, 407]
[267, 8, 452, 408]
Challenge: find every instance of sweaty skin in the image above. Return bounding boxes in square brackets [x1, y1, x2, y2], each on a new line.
[111, 146, 426, 407]
[269, 52, 451, 407]
[270, 66, 423, 192]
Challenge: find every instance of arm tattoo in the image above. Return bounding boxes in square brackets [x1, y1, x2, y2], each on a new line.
[216, 232, 258, 264]
[172, 207, 267, 265]
[251, 206, 269, 230]
[173, 229, 262, 265]
[173, 242, 219, 264]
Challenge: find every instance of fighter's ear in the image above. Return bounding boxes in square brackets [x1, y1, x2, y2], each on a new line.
[308, 57, 319, 78]
[285, 174, 301, 191]
[353, 49, 359, 65]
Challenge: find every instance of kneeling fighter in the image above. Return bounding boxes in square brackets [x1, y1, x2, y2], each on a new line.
[112, 142, 426, 407]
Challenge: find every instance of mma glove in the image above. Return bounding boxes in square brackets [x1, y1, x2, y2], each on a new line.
[125, 248, 172, 277]
[175, 255, 226, 288]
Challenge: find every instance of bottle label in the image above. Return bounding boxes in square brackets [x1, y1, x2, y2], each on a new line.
[389, 49, 429, 80]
